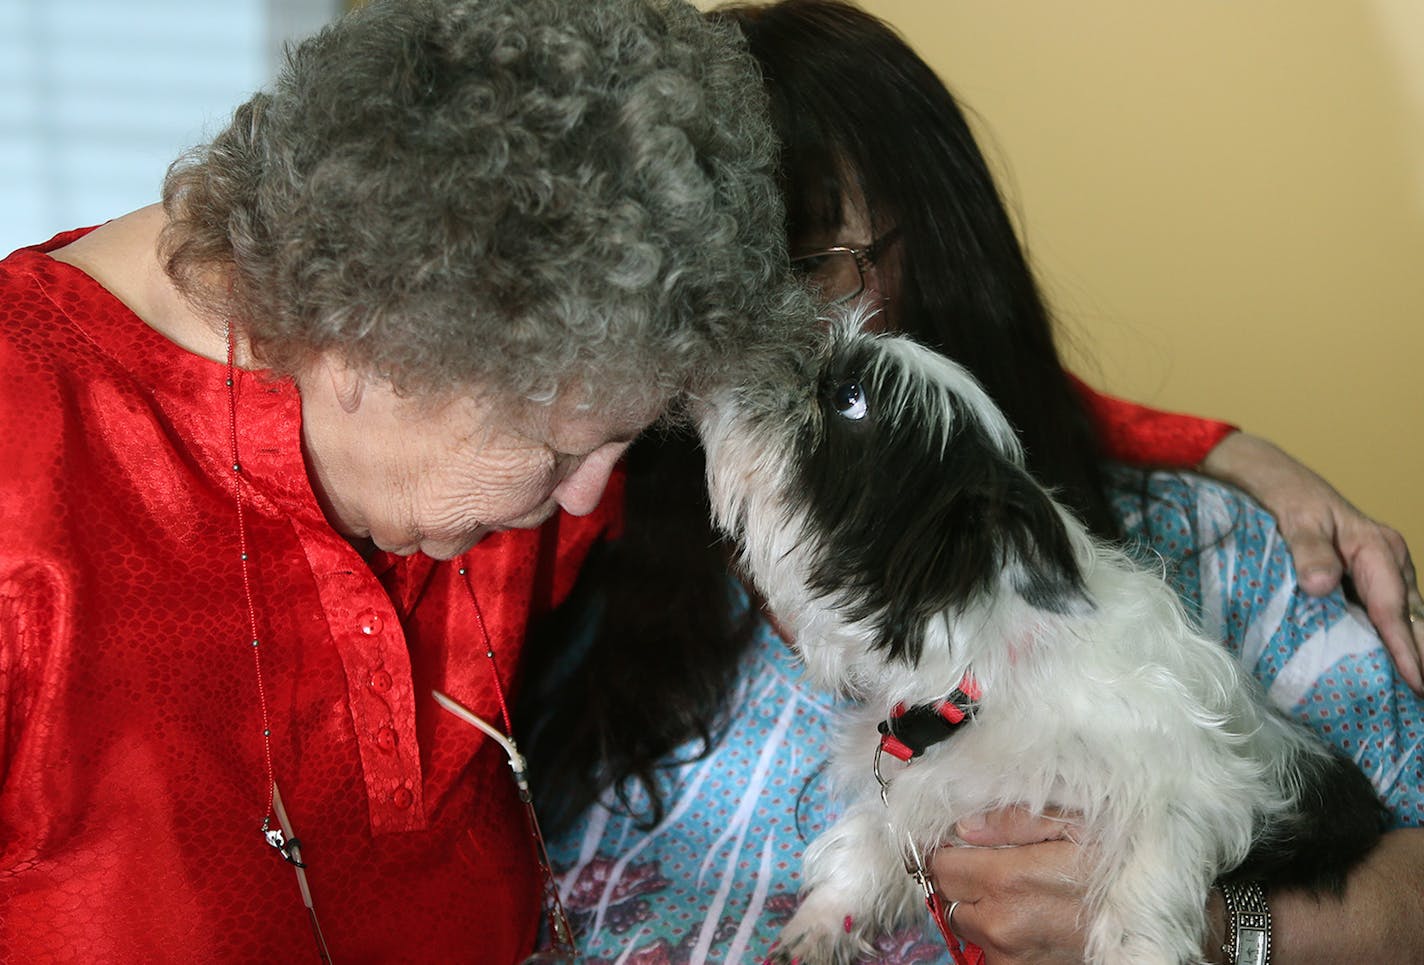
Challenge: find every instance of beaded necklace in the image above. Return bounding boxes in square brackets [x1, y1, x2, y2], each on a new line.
[447, 564, 578, 959]
[226, 326, 332, 961]
[224, 327, 574, 962]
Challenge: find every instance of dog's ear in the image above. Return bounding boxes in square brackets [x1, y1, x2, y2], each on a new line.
[993, 462, 1092, 616]
[801, 341, 1093, 664]
[871, 423, 1090, 661]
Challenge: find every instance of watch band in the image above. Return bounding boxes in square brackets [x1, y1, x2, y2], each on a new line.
[1219, 879, 1272, 965]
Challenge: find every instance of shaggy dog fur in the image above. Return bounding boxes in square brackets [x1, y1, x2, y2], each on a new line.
[696, 324, 1385, 965]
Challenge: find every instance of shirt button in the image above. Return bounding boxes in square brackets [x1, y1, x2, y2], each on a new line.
[358, 610, 384, 636]
[376, 726, 398, 752]
[369, 670, 393, 694]
[392, 786, 414, 809]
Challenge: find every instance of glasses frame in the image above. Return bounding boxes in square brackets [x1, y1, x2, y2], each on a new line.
[790, 226, 902, 305]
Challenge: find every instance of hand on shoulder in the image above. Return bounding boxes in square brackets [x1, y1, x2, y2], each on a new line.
[1199, 431, 1422, 693]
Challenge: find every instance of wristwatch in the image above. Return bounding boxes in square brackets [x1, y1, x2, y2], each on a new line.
[1219, 879, 1272, 965]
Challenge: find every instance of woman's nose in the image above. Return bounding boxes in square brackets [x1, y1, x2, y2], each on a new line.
[551, 441, 630, 517]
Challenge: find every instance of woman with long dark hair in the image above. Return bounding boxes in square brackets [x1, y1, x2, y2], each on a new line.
[526, 2, 1424, 961]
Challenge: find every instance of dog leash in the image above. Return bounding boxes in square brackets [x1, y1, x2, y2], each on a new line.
[873, 672, 985, 965]
[901, 833, 979, 965]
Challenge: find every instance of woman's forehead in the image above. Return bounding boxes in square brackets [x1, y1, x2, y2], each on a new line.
[793, 183, 874, 250]
[507, 388, 664, 455]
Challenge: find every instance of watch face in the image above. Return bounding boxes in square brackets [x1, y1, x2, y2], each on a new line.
[1240, 926, 1267, 964]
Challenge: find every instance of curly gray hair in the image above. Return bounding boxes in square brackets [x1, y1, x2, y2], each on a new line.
[161, 0, 809, 407]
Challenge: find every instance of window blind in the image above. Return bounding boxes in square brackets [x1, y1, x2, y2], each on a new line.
[0, 0, 338, 256]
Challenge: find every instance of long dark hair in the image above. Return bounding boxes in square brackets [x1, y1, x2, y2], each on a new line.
[725, 0, 1117, 534]
[520, 0, 1117, 830]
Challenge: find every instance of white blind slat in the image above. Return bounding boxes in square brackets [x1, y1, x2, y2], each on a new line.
[0, 0, 339, 256]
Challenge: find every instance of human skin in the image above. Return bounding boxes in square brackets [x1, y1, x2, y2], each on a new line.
[931, 808, 1424, 965]
[1200, 431, 1424, 693]
[296, 359, 650, 559]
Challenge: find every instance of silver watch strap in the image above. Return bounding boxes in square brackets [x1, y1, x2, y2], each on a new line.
[1219, 879, 1272, 965]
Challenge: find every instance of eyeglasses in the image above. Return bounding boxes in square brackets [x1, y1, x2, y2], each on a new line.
[790, 227, 901, 305]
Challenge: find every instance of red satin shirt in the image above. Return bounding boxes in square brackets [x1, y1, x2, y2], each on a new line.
[0, 232, 618, 964]
[1070, 372, 1236, 467]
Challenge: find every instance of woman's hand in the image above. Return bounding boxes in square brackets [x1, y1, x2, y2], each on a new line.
[933, 809, 1424, 965]
[930, 809, 1089, 965]
[1198, 431, 1423, 693]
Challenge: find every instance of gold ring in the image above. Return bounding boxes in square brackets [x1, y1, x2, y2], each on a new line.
[945, 899, 961, 928]
[1409, 603, 1424, 625]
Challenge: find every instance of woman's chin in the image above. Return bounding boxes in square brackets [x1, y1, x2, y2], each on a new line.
[420, 529, 495, 560]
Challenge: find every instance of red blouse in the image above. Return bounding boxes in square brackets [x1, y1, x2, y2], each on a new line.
[1071, 372, 1236, 468]
[0, 232, 617, 964]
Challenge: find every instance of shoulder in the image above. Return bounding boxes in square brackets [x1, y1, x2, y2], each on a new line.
[0, 259, 79, 547]
[1105, 465, 1277, 560]
[1105, 466, 1285, 622]
[1103, 466, 1339, 675]
[0, 244, 101, 413]
[0, 245, 154, 570]
[1103, 467, 1424, 825]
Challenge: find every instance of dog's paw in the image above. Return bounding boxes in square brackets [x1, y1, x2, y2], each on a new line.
[766, 893, 872, 965]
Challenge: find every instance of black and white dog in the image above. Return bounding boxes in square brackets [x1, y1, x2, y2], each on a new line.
[697, 324, 1385, 965]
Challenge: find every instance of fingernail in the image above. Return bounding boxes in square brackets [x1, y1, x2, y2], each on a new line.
[956, 814, 985, 834]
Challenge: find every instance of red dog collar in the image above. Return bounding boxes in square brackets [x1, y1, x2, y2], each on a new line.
[876, 673, 982, 762]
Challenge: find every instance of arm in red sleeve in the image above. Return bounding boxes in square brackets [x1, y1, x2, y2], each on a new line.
[1067, 373, 1238, 468]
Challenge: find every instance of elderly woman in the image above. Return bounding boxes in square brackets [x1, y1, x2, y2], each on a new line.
[0, 0, 804, 962]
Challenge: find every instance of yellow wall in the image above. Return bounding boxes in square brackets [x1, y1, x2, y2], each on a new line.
[698, 0, 1422, 553]
[850, 1, 1423, 556]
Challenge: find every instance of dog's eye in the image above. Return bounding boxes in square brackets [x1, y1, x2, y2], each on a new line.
[831, 381, 867, 420]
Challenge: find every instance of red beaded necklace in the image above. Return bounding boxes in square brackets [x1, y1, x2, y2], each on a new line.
[439, 563, 578, 960]
[224, 327, 575, 962]
[226, 327, 333, 961]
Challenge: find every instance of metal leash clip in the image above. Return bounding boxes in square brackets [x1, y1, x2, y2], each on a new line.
[902, 832, 936, 901]
[873, 731, 977, 965]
